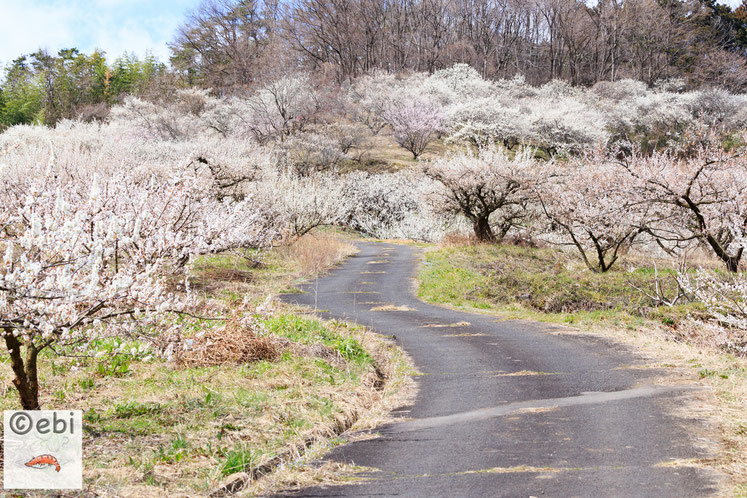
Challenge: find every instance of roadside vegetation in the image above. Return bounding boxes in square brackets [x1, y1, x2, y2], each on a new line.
[0, 234, 414, 495]
[419, 243, 706, 333]
[1, 0, 746, 495]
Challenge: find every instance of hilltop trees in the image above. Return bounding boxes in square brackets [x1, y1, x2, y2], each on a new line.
[244, 74, 321, 143]
[169, 0, 281, 89]
[3, 1, 747, 129]
[168, 0, 747, 92]
[0, 50, 167, 129]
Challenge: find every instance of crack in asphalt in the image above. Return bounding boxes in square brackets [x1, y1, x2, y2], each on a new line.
[388, 385, 695, 433]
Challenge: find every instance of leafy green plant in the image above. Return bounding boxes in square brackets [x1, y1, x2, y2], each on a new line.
[96, 355, 132, 377]
[221, 447, 259, 476]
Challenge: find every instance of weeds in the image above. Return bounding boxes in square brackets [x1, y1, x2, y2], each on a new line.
[419, 244, 704, 330]
[222, 447, 260, 476]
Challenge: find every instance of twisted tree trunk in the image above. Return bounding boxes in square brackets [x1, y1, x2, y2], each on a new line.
[4, 329, 41, 410]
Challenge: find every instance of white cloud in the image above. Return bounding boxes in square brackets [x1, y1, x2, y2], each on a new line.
[0, 2, 76, 64]
[0, 0, 196, 67]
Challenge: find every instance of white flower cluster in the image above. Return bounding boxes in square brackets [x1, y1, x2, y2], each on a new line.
[351, 66, 747, 155]
[678, 270, 747, 354]
[0, 122, 274, 355]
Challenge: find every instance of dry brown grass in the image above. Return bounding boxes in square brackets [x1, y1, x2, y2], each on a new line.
[369, 304, 416, 312]
[283, 233, 358, 276]
[176, 319, 284, 367]
[440, 232, 541, 249]
[441, 231, 482, 247]
[421, 321, 471, 328]
[493, 370, 559, 376]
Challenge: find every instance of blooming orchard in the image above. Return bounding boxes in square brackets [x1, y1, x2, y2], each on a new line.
[0, 127, 272, 409]
[1, 64, 747, 409]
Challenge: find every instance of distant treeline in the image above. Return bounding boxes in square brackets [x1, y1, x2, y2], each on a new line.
[2, 0, 747, 129]
[0, 50, 173, 129]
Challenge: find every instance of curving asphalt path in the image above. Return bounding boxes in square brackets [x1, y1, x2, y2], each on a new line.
[279, 242, 718, 497]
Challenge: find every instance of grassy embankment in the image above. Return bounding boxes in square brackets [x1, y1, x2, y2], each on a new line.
[0, 233, 415, 496]
[418, 242, 746, 496]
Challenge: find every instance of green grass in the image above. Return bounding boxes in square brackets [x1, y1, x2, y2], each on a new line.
[262, 314, 373, 364]
[418, 244, 706, 330]
[26, 344, 373, 490]
[221, 446, 261, 476]
[0, 237, 404, 495]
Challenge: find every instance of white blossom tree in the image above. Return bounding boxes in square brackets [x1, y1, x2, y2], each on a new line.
[0, 142, 271, 409]
[423, 146, 539, 242]
[537, 154, 645, 273]
[621, 136, 747, 272]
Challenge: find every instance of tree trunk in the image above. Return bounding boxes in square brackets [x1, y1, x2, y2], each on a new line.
[3, 330, 40, 410]
[726, 255, 741, 273]
[705, 234, 742, 273]
[472, 216, 496, 243]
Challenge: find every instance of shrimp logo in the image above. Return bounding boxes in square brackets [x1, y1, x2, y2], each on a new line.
[4, 410, 82, 489]
[24, 454, 61, 473]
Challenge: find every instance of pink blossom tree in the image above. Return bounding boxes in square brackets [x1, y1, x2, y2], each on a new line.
[385, 97, 443, 159]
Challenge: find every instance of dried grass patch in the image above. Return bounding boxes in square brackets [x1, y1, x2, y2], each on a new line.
[441, 232, 483, 247]
[461, 465, 570, 475]
[370, 304, 415, 312]
[494, 370, 559, 376]
[513, 406, 559, 415]
[250, 460, 375, 496]
[421, 321, 471, 328]
[176, 320, 284, 367]
[284, 234, 357, 276]
[654, 458, 718, 468]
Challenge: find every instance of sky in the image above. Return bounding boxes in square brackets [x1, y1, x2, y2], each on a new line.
[0, 0, 744, 68]
[0, 0, 201, 67]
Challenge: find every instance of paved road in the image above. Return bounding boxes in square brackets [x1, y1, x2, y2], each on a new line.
[279, 242, 718, 497]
